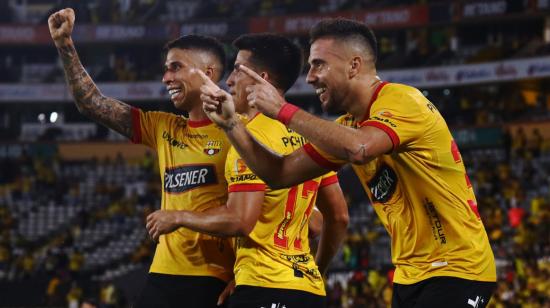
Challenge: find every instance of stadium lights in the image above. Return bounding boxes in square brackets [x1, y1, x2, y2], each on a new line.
[49, 112, 58, 123]
[38, 113, 46, 124]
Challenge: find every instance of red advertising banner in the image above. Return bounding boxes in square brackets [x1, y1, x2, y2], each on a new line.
[249, 5, 428, 34]
[0, 25, 51, 44]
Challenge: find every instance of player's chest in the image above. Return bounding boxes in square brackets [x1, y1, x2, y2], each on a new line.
[159, 129, 228, 166]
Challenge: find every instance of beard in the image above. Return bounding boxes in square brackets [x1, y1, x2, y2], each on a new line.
[321, 92, 345, 114]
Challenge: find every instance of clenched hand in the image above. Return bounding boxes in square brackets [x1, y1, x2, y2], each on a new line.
[48, 8, 75, 47]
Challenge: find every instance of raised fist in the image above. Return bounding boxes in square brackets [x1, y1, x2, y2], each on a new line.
[48, 8, 75, 47]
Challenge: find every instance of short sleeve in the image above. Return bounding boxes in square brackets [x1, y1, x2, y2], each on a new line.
[131, 108, 175, 149]
[359, 88, 426, 151]
[224, 148, 266, 193]
[302, 143, 346, 171]
[301, 114, 354, 171]
[319, 171, 339, 188]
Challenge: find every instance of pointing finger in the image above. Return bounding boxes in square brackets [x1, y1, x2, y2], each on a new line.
[192, 69, 219, 88]
[236, 64, 268, 85]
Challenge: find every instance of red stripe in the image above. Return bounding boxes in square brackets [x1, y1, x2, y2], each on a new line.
[467, 200, 480, 220]
[465, 173, 472, 188]
[360, 121, 400, 151]
[131, 107, 142, 144]
[319, 174, 339, 188]
[188, 118, 212, 127]
[362, 81, 389, 122]
[228, 184, 266, 192]
[303, 143, 342, 171]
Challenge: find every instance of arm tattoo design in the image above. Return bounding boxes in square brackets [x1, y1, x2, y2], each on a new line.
[57, 44, 133, 139]
[345, 143, 369, 164]
[222, 118, 238, 132]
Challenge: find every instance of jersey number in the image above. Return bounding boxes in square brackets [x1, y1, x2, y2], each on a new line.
[273, 180, 318, 250]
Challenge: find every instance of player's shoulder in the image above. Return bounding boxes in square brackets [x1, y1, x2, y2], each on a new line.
[247, 113, 285, 137]
[374, 83, 428, 111]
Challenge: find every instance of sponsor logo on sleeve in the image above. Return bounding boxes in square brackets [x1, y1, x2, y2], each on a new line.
[371, 115, 397, 128]
[230, 174, 257, 182]
[367, 165, 398, 203]
[162, 131, 188, 149]
[234, 159, 248, 174]
[164, 164, 217, 193]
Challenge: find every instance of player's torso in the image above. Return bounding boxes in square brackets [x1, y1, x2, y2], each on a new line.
[344, 85, 495, 283]
[137, 111, 233, 280]
[157, 118, 228, 212]
[230, 114, 325, 295]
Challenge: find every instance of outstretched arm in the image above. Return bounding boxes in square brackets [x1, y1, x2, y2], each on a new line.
[238, 64, 393, 164]
[48, 8, 134, 139]
[225, 121, 331, 188]
[146, 191, 264, 241]
[314, 182, 349, 275]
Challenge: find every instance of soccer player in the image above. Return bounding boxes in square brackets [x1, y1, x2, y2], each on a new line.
[203, 19, 497, 307]
[147, 33, 349, 308]
[48, 8, 234, 308]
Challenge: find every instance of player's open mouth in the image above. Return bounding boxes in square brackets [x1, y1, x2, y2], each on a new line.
[168, 88, 182, 100]
[316, 87, 326, 95]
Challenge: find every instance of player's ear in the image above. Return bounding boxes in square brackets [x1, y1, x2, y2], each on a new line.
[348, 56, 362, 79]
[259, 71, 271, 83]
[205, 66, 215, 80]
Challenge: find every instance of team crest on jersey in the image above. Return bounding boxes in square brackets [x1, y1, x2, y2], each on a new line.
[234, 159, 248, 174]
[368, 164, 397, 203]
[203, 140, 222, 156]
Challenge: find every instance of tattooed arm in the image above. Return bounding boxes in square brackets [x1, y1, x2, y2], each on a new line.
[48, 8, 133, 139]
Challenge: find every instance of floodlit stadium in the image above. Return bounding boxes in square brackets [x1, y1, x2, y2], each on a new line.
[0, 0, 549, 307]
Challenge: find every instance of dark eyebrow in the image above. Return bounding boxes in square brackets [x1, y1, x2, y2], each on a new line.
[164, 61, 183, 69]
[309, 58, 324, 65]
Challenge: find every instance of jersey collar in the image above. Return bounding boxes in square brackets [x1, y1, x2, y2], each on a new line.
[188, 117, 213, 128]
[361, 81, 389, 122]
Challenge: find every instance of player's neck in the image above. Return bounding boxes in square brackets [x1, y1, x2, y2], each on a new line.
[349, 75, 382, 120]
[187, 106, 210, 122]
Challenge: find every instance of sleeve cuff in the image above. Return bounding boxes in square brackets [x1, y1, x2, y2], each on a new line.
[303, 143, 343, 171]
[319, 174, 339, 188]
[131, 107, 142, 144]
[359, 120, 400, 151]
[228, 184, 267, 192]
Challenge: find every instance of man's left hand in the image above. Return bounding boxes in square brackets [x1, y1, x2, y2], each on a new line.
[146, 210, 180, 242]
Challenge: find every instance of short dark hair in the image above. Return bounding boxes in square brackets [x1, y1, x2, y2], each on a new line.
[310, 18, 378, 62]
[233, 33, 303, 92]
[164, 35, 226, 78]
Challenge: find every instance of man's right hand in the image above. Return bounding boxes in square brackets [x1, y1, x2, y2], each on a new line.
[193, 69, 238, 131]
[48, 8, 75, 47]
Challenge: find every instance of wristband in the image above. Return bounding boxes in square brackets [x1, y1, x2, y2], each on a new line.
[277, 103, 300, 125]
